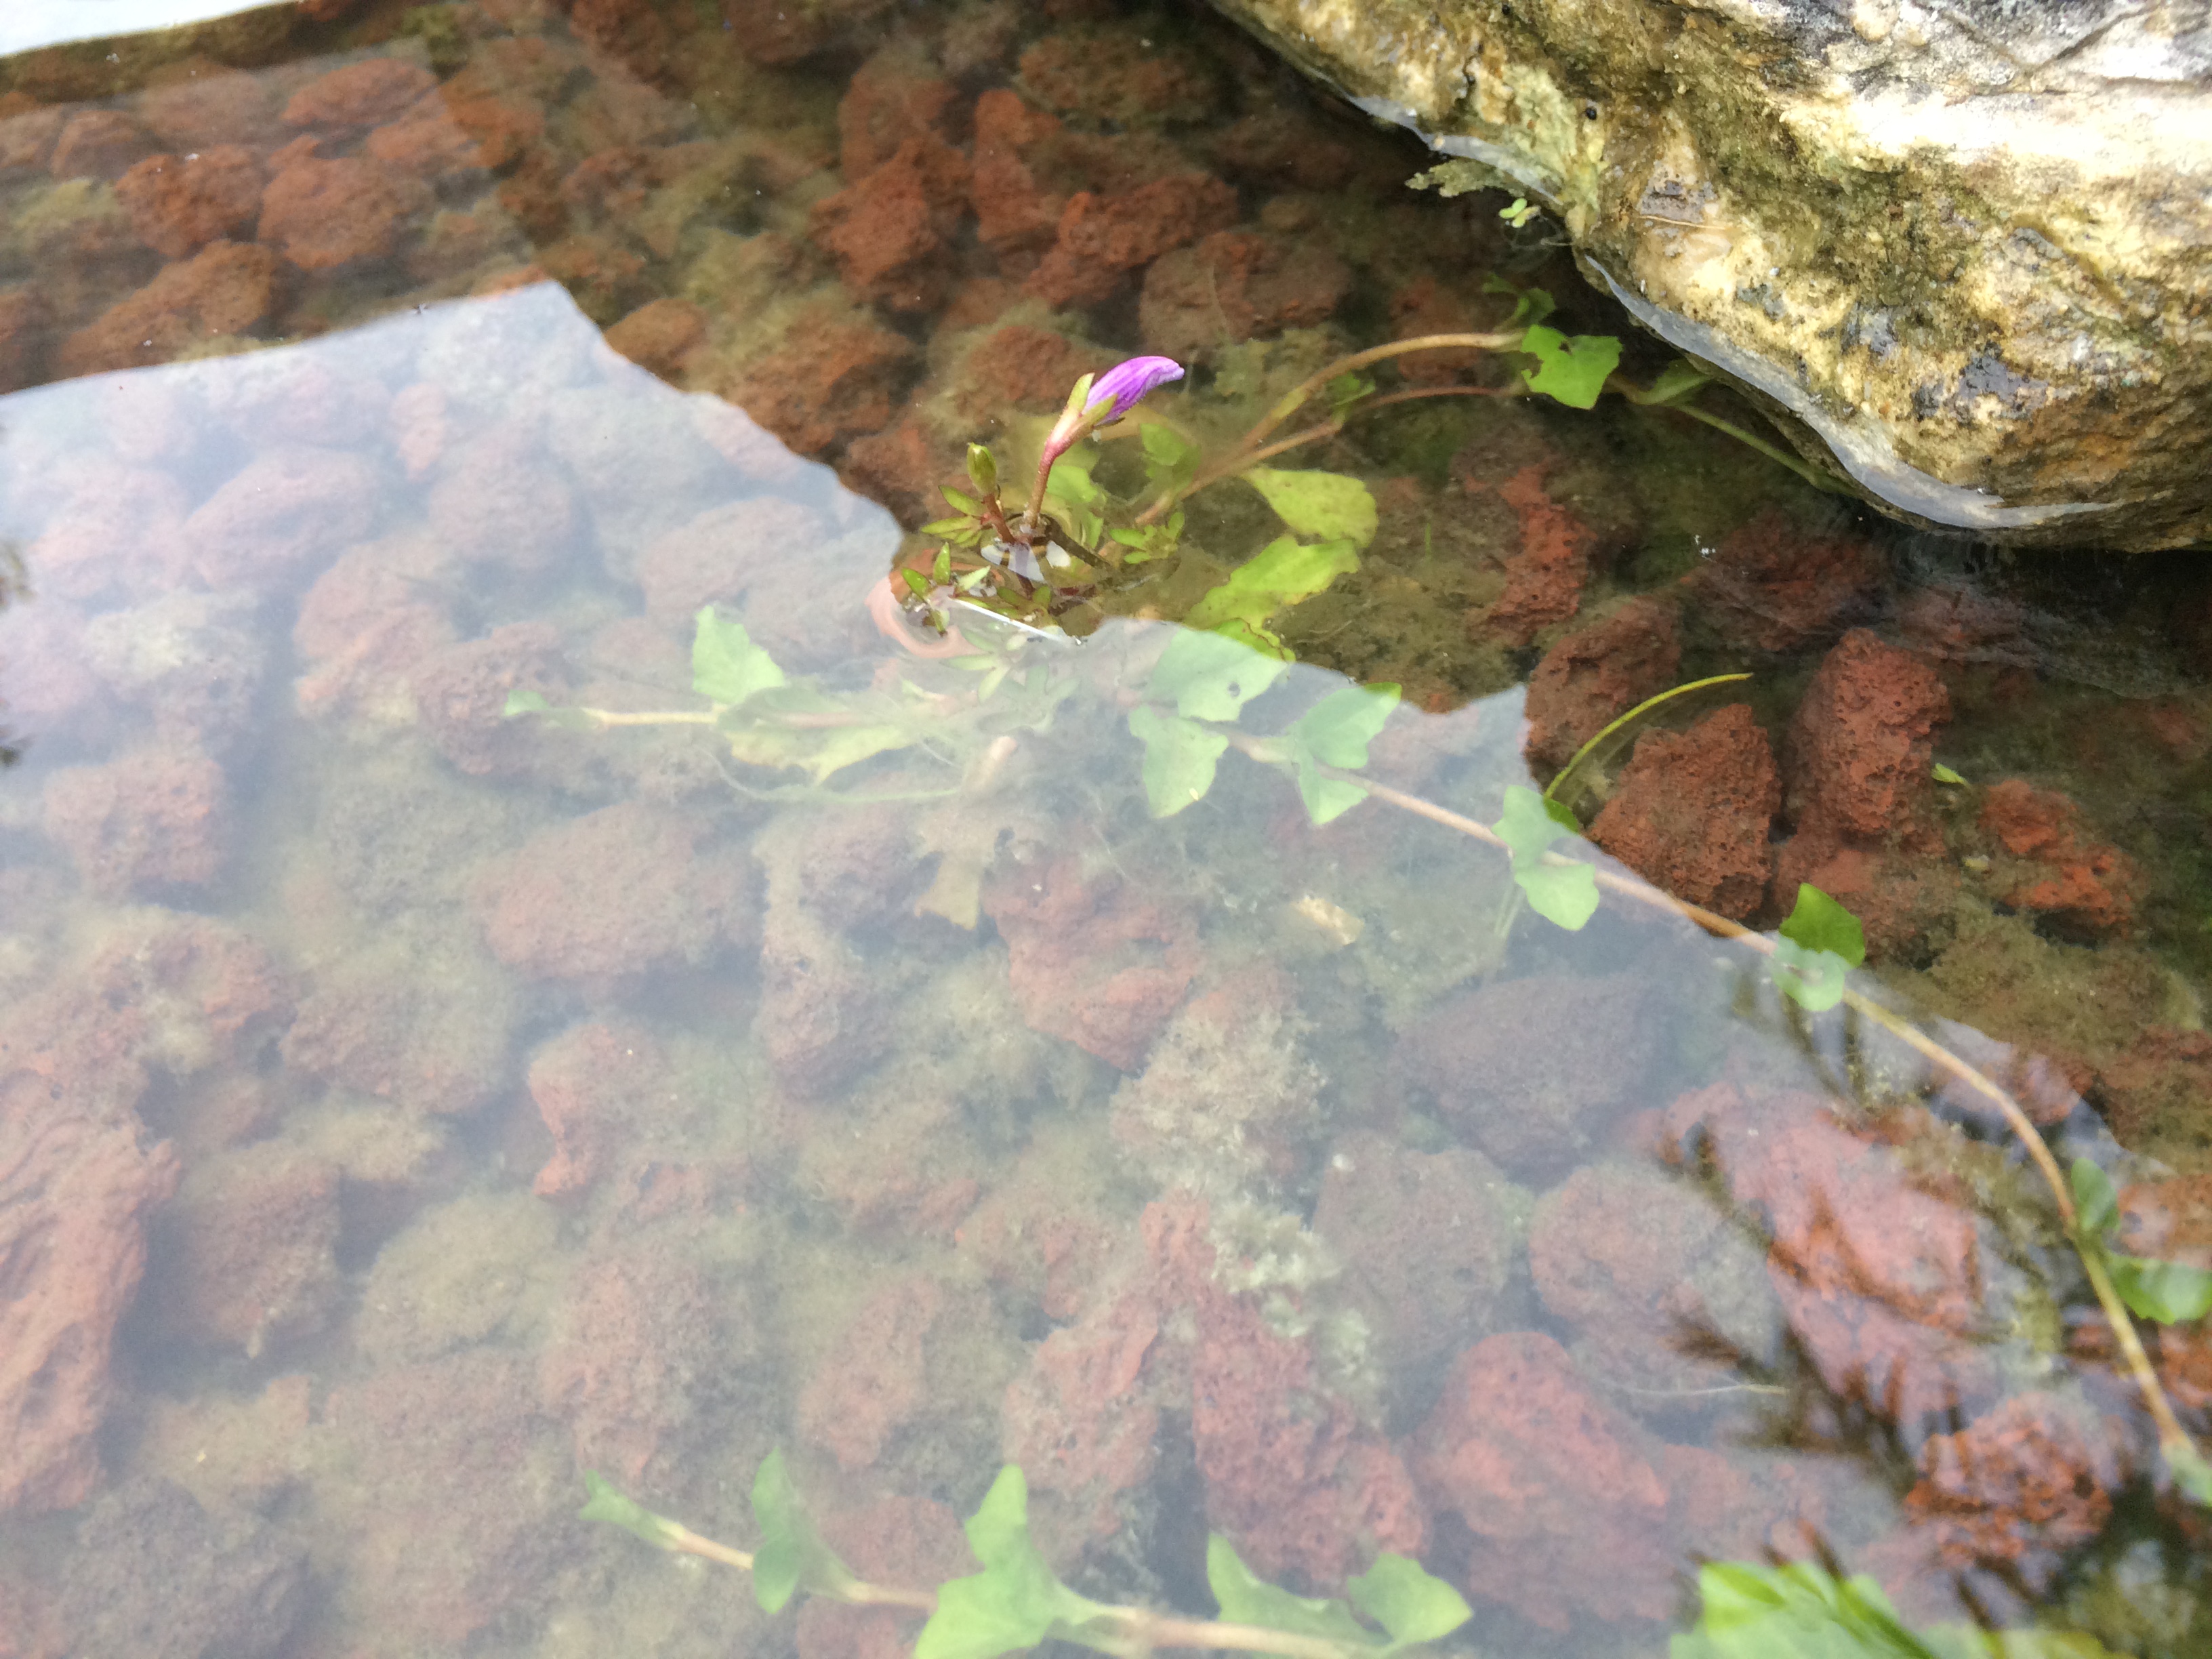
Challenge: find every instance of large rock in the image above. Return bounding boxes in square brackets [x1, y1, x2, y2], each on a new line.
[1206, 0, 2212, 549]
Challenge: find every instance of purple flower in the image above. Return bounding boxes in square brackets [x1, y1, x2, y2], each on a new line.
[1083, 355, 1184, 424]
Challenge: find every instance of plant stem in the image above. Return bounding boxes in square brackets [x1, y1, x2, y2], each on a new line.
[1543, 673, 1753, 804]
[577, 707, 720, 727]
[1662, 403, 1850, 495]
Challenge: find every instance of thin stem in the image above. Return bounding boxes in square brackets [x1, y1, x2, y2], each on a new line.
[2080, 1244, 2200, 1460]
[577, 707, 720, 728]
[1544, 672, 1754, 804]
[1125, 1612, 1364, 1659]
[668, 1525, 752, 1572]
[1240, 331, 1520, 457]
[1664, 403, 1848, 495]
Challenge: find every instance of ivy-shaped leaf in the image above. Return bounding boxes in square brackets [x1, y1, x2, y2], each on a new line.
[577, 1473, 683, 1551]
[1492, 784, 1599, 930]
[1141, 423, 1201, 497]
[1206, 1536, 1372, 1652]
[1183, 535, 1359, 636]
[1768, 884, 1865, 1013]
[1345, 1553, 1471, 1650]
[1284, 682, 1399, 826]
[750, 1450, 858, 1614]
[1519, 325, 1622, 409]
[1242, 468, 1379, 549]
[915, 1468, 1111, 1659]
[693, 607, 787, 705]
[1147, 628, 1292, 721]
[1130, 705, 1229, 817]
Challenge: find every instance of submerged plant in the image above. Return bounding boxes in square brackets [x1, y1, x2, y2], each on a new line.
[581, 1452, 1471, 1659]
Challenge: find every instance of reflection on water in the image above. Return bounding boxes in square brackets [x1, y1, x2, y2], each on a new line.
[0, 3, 2209, 1658]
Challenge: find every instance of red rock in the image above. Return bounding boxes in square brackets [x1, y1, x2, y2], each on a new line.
[527, 1022, 669, 1199]
[541, 1246, 728, 1485]
[971, 89, 1068, 262]
[426, 421, 577, 571]
[1784, 628, 1950, 848]
[26, 464, 192, 602]
[0, 285, 50, 392]
[1976, 778, 2137, 937]
[1414, 1332, 1675, 1627]
[796, 1495, 968, 1659]
[811, 134, 970, 310]
[293, 534, 461, 719]
[1383, 274, 1493, 384]
[0, 104, 62, 173]
[281, 57, 438, 129]
[49, 110, 152, 180]
[81, 588, 268, 756]
[1002, 1284, 1164, 1537]
[1401, 975, 1660, 1179]
[559, 142, 656, 220]
[114, 146, 262, 259]
[1139, 228, 1352, 365]
[1016, 29, 1223, 127]
[185, 443, 379, 589]
[1683, 509, 1885, 652]
[139, 66, 279, 149]
[798, 1275, 947, 1471]
[718, 0, 837, 64]
[983, 857, 1199, 1072]
[258, 155, 427, 269]
[279, 941, 516, 1118]
[602, 295, 705, 378]
[1588, 702, 1780, 920]
[837, 52, 963, 183]
[570, 0, 672, 69]
[476, 800, 756, 981]
[85, 912, 293, 1076]
[56, 241, 281, 376]
[949, 323, 1102, 425]
[723, 308, 917, 455]
[141, 1146, 341, 1355]
[406, 621, 571, 775]
[1312, 1131, 1525, 1379]
[842, 416, 968, 529]
[0, 1002, 179, 1513]
[42, 747, 230, 897]
[1480, 463, 1595, 646]
[364, 101, 489, 178]
[1894, 579, 2030, 665]
[1903, 1393, 2114, 1576]
[1027, 173, 1238, 308]
[634, 495, 827, 623]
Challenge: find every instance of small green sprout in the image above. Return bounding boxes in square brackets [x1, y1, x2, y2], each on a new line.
[1499, 196, 1540, 228]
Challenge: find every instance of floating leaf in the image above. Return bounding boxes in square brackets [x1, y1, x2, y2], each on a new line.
[1242, 468, 1379, 548]
[1492, 784, 1599, 930]
[504, 689, 550, 716]
[1130, 705, 1229, 817]
[1769, 938, 1851, 1014]
[1141, 423, 1201, 496]
[1519, 325, 1623, 409]
[693, 607, 787, 706]
[1183, 535, 1359, 636]
[1285, 682, 1399, 826]
[1206, 1535, 1371, 1652]
[1147, 628, 1292, 721]
[750, 1450, 857, 1614]
[2106, 1254, 2212, 1326]
[916, 1468, 1111, 1659]
[1345, 1553, 1471, 1649]
[1769, 883, 1865, 1012]
[578, 1472, 682, 1551]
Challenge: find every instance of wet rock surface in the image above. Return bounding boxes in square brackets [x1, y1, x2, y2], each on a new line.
[1206, 0, 2212, 549]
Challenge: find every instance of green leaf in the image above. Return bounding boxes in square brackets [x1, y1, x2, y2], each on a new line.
[1492, 784, 1599, 930]
[1242, 468, 1379, 549]
[1519, 325, 1623, 409]
[1640, 359, 1711, 406]
[1673, 1560, 1941, 1659]
[693, 607, 787, 706]
[1046, 441, 1103, 506]
[1290, 682, 1399, 769]
[966, 443, 999, 497]
[750, 1450, 857, 1614]
[503, 689, 550, 717]
[1483, 274, 1555, 328]
[1147, 628, 1292, 721]
[920, 515, 976, 537]
[2167, 1443, 2212, 1508]
[933, 546, 954, 584]
[941, 485, 981, 515]
[1345, 1553, 1471, 1649]
[1183, 535, 1360, 634]
[578, 1472, 682, 1551]
[1771, 880, 1866, 1010]
[903, 568, 932, 597]
[1141, 423, 1201, 496]
[2070, 1158, 2120, 1240]
[1107, 519, 1183, 563]
[1206, 1535, 1372, 1652]
[1931, 762, 1967, 785]
[2106, 1252, 2212, 1325]
[916, 1468, 1111, 1659]
[1326, 371, 1376, 420]
[1130, 705, 1229, 817]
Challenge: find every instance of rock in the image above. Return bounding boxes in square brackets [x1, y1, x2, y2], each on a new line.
[292, 533, 460, 722]
[184, 443, 380, 589]
[1520, 593, 1681, 773]
[1975, 777, 2139, 939]
[837, 51, 964, 182]
[811, 134, 970, 311]
[949, 322, 1104, 426]
[796, 1496, 970, 1659]
[1901, 1392, 2115, 1582]
[79, 590, 268, 756]
[1401, 974, 1660, 1179]
[279, 931, 519, 1118]
[1588, 702, 1780, 921]
[798, 1275, 947, 1472]
[49, 109, 153, 180]
[1682, 510, 1886, 653]
[722, 304, 916, 455]
[139, 65, 280, 150]
[407, 621, 571, 776]
[1476, 462, 1597, 647]
[281, 57, 439, 130]
[115, 146, 263, 260]
[526, 1022, 669, 1198]
[425, 420, 577, 572]
[1139, 228, 1353, 365]
[1017, 27, 1225, 127]
[56, 240, 281, 376]
[42, 747, 231, 897]
[474, 801, 756, 982]
[258, 154, 428, 269]
[602, 295, 707, 378]
[0, 285, 51, 392]
[49, 1477, 308, 1659]
[1206, 0, 2212, 549]
[1027, 172, 1239, 308]
[140, 1145, 342, 1356]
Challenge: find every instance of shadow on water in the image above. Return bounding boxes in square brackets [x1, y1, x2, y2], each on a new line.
[0, 3, 2208, 1658]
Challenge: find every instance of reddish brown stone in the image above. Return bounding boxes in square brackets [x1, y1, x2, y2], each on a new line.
[1904, 1393, 2114, 1577]
[258, 155, 428, 269]
[139, 66, 279, 150]
[842, 416, 967, 529]
[0, 286, 52, 393]
[281, 58, 438, 130]
[0, 104, 62, 173]
[527, 1022, 670, 1199]
[1482, 464, 1595, 645]
[115, 146, 262, 259]
[634, 495, 827, 624]
[1589, 702, 1780, 920]
[43, 747, 230, 897]
[426, 422, 577, 572]
[837, 52, 964, 182]
[49, 110, 152, 180]
[184, 443, 379, 589]
[141, 1146, 341, 1355]
[798, 1275, 947, 1471]
[1977, 778, 2138, 938]
[971, 89, 1067, 262]
[407, 621, 569, 777]
[1519, 594, 1683, 775]
[57, 241, 280, 376]
[1016, 30, 1223, 127]
[1683, 510, 1885, 652]
[602, 295, 707, 378]
[723, 310, 916, 455]
[570, 0, 671, 68]
[1027, 173, 1238, 308]
[1139, 228, 1352, 366]
[1784, 628, 1950, 847]
[949, 323, 1101, 424]
[811, 134, 970, 310]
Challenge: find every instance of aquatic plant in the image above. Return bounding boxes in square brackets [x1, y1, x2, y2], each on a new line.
[1673, 1559, 2128, 1658]
[580, 1452, 1470, 1659]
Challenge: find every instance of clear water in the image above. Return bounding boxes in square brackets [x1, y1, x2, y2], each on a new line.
[1, 3, 2209, 1657]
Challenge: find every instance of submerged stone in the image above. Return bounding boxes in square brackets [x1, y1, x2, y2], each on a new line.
[1205, 0, 2212, 549]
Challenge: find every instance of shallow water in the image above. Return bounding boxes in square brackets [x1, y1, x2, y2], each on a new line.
[1, 3, 2209, 1657]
